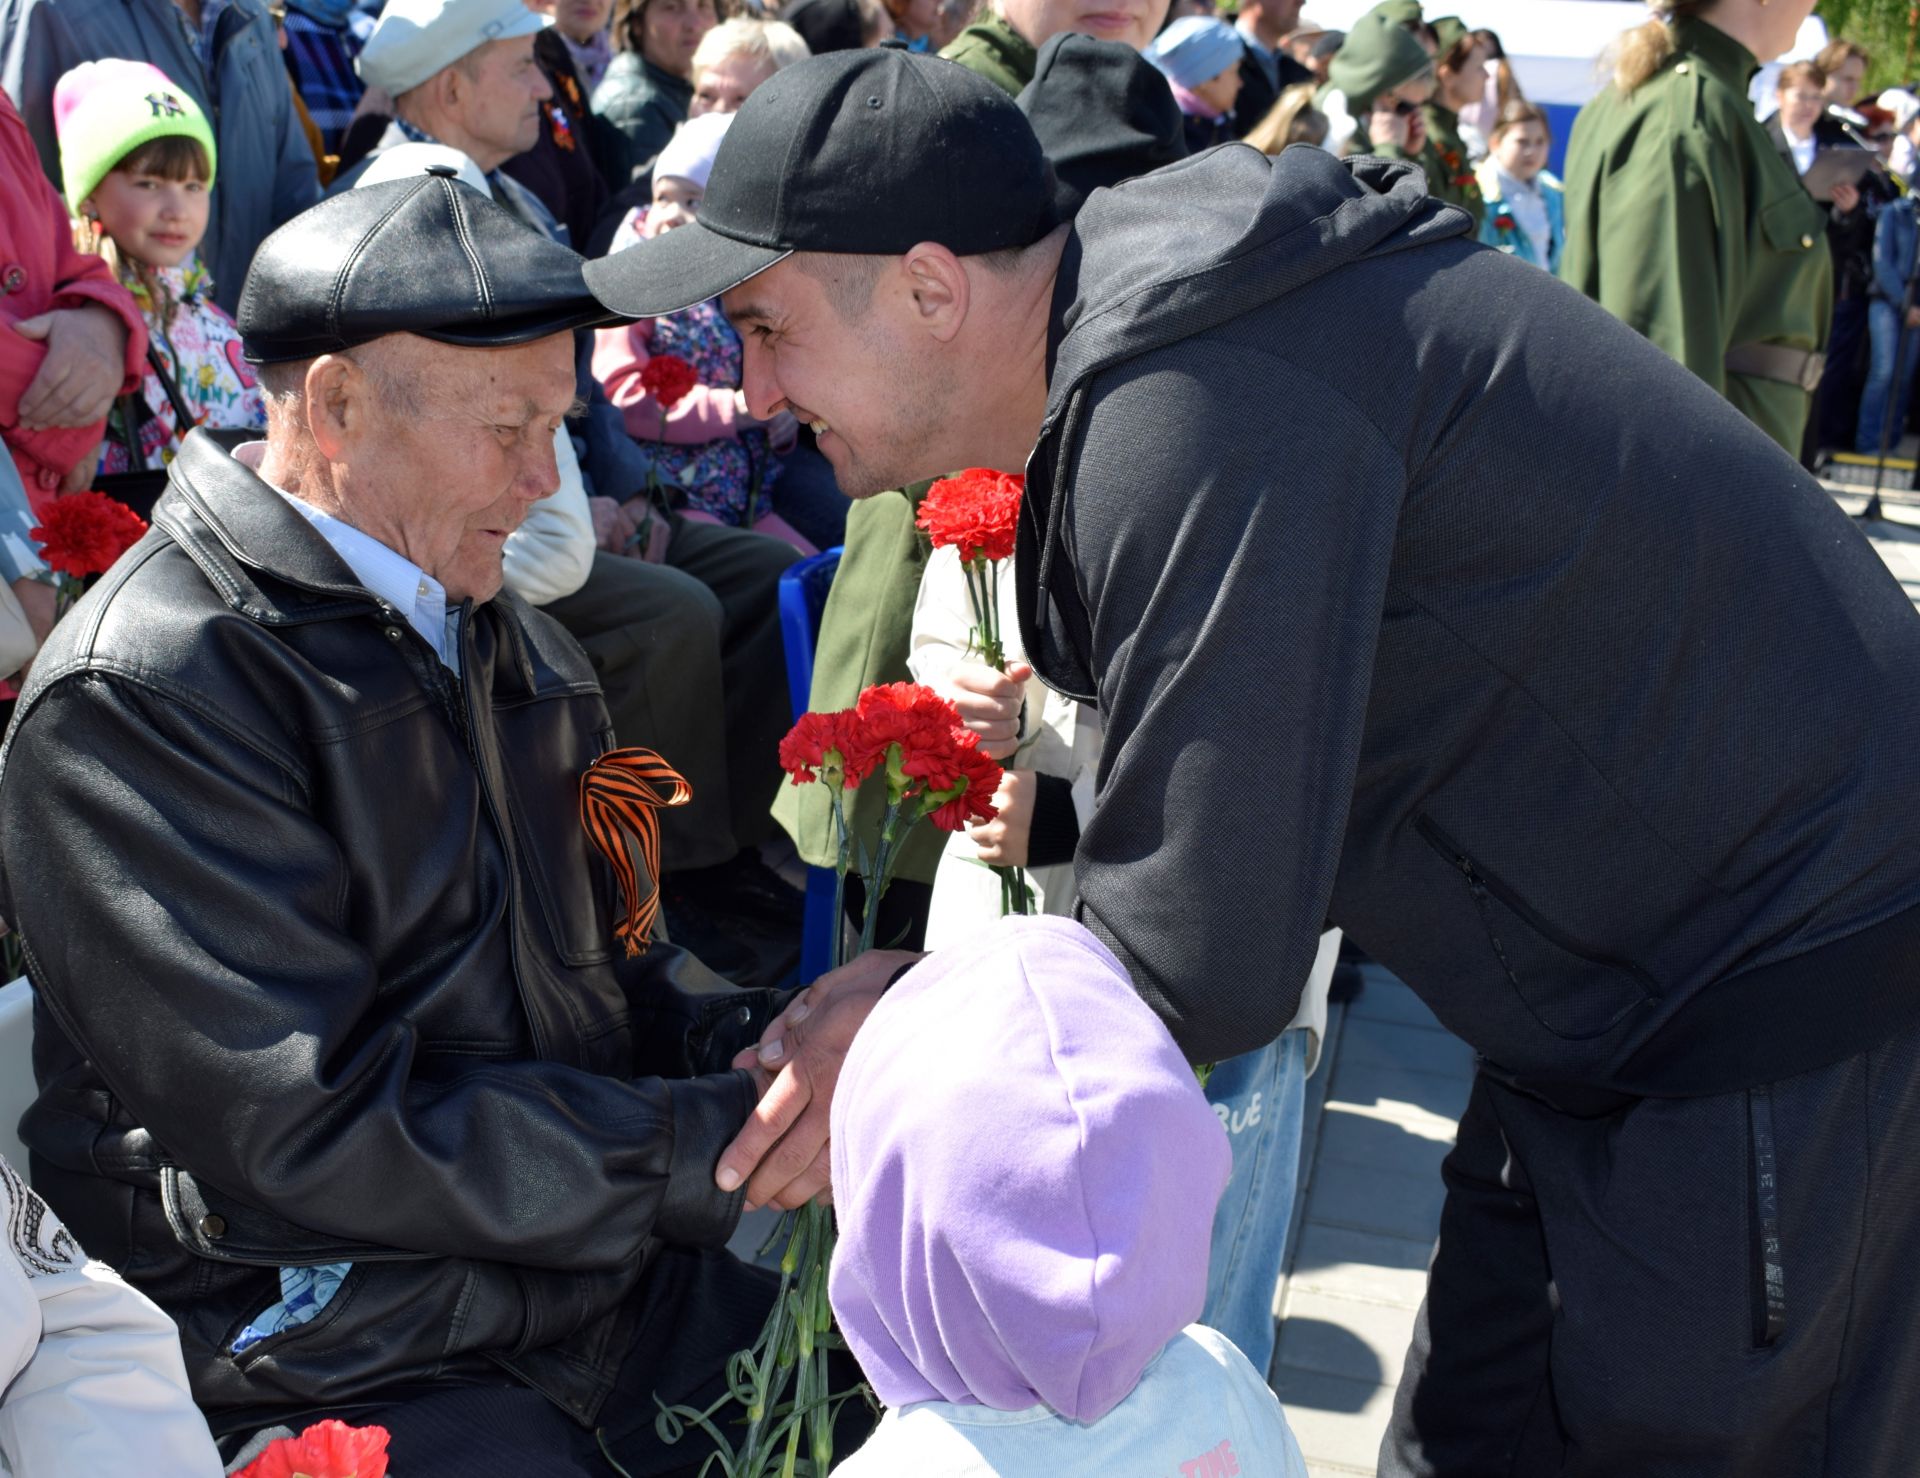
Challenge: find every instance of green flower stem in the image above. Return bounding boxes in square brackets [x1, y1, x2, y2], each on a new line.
[828, 787, 851, 973]
[857, 800, 906, 956]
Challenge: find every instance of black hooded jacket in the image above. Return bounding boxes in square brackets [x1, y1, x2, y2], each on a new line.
[1019, 143, 1920, 1098]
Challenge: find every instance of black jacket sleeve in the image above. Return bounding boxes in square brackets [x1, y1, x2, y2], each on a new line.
[1, 671, 751, 1269]
[1058, 340, 1403, 1064]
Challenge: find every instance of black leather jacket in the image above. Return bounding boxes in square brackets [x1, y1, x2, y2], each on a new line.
[0, 433, 776, 1433]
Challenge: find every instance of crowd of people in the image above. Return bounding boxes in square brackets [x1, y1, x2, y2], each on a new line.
[2, 0, 1919, 1474]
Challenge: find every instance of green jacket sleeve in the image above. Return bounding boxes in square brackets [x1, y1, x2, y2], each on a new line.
[1582, 131, 1731, 396]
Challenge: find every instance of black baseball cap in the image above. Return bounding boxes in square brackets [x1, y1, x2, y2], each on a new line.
[583, 48, 1058, 319]
[239, 168, 617, 363]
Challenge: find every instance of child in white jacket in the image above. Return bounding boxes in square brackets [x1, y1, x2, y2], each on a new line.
[0, 1154, 222, 1475]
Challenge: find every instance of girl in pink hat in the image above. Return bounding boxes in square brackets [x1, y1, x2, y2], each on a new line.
[55, 59, 264, 476]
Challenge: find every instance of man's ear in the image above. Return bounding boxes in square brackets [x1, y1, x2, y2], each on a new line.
[899, 241, 969, 344]
[304, 354, 362, 461]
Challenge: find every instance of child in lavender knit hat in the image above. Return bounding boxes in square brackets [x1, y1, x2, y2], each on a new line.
[828, 915, 1308, 1475]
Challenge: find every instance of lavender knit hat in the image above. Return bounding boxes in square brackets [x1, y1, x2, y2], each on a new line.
[828, 916, 1231, 1423]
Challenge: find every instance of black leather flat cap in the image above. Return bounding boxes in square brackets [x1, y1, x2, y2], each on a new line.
[238, 168, 622, 364]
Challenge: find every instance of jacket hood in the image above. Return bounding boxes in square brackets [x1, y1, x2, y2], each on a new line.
[1018, 143, 1470, 699]
[827, 916, 1229, 1422]
[1047, 145, 1462, 410]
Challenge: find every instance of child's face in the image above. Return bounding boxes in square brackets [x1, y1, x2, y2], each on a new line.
[1494, 120, 1548, 182]
[1192, 60, 1243, 117]
[645, 176, 703, 238]
[87, 167, 209, 270]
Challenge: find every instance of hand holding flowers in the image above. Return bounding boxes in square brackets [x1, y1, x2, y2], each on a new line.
[915, 471, 1034, 914]
[659, 682, 1000, 1478]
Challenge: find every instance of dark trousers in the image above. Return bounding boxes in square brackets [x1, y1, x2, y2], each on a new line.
[1815, 294, 1870, 454]
[1381, 1015, 1920, 1477]
[239, 1247, 874, 1477]
[543, 521, 797, 871]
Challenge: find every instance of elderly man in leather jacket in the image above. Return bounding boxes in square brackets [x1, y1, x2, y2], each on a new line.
[0, 174, 839, 1475]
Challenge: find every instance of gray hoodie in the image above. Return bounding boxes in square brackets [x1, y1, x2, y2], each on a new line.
[1019, 143, 1920, 1099]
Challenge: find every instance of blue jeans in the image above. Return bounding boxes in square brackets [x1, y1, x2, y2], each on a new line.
[1201, 1027, 1310, 1381]
[1855, 298, 1920, 454]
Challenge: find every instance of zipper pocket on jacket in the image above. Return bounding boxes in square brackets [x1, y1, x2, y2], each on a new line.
[1747, 1084, 1787, 1348]
[1414, 815, 1657, 1039]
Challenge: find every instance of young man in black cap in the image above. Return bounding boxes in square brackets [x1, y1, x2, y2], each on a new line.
[0, 171, 839, 1476]
[590, 47, 1920, 1476]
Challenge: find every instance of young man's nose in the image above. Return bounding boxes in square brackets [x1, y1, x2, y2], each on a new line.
[738, 343, 783, 421]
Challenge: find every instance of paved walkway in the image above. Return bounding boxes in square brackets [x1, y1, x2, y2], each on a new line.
[1266, 491, 1920, 1474]
[1270, 968, 1466, 1476]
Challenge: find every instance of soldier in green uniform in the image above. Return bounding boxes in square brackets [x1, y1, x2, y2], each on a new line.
[1561, 0, 1830, 453]
[1319, 9, 1433, 159]
[1423, 16, 1486, 227]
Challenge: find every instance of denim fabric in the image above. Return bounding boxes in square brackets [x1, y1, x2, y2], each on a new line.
[1854, 298, 1920, 454]
[1201, 1027, 1310, 1380]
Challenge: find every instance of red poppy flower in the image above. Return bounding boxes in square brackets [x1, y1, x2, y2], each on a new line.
[639, 353, 699, 412]
[917, 469, 1023, 564]
[29, 491, 148, 579]
[235, 1420, 390, 1478]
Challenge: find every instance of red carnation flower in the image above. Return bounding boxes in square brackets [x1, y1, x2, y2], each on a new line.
[917, 469, 1023, 564]
[843, 682, 959, 787]
[639, 353, 699, 412]
[1493, 213, 1516, 231]
[925, 727, 1003, 833]
[236, 1420, 390, 1478]
[779, 710, 858, 788]
[30, 491, 148, 579]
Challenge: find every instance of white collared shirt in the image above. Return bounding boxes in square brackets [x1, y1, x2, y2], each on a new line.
[235, 443, 461, 674]
[1783, 122, 1818, 176]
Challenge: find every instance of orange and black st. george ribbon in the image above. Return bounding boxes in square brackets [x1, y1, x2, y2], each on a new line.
[579, 748, 692, 957]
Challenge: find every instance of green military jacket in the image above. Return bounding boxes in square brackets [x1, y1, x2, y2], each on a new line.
[1421, 102, 1484, 227]
[1560, 15, 1831, 452]
[939, 10, 1038, 97]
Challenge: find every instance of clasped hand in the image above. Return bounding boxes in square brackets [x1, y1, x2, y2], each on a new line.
[717, 947, 922, 1210]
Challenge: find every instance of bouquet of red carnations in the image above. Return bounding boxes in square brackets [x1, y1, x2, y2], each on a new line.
[654, 682, 1000, 1477]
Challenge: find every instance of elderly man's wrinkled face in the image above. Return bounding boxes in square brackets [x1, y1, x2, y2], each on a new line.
[329, 333, 578, 603]
[690, 50, 777, 116]
[459, 35, 551, 166]
[725, 254, 952, 500]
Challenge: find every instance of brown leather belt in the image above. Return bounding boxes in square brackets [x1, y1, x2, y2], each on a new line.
[1725, 341, 1826, 393]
